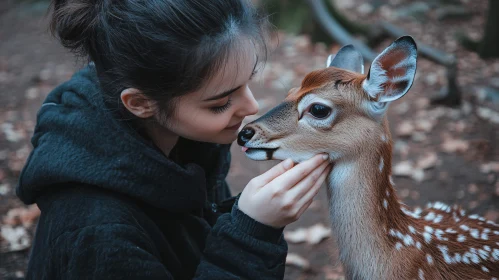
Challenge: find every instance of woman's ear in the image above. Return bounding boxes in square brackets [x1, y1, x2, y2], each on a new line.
[120, 88, 155, 118]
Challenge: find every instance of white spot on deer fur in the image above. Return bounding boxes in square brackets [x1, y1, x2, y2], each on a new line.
[424, 212, 436, 221]
[484, 245, 491, 251]
[453, 253, 462, 263]
[462, 255, 470, 264]
[482, 266, 489, 272]
[426, 254, 433, 265]
[487, 220, 499, 226]
[389, 175, 394, 185]
[468, 248, 480, 264]
[492, 249, 499, 260]
[469, 214, 479, 219]
[457, 234, 466, 242]
[416, 241, 422, 250]
[418, 269, 424, 280]
[379, 157, 384, 172]
[481, 232, 488, 240]
[386, 190, 390, 196]
[478, 249, 489, 259]
[433, 214, 443, 223]
[435, 229, 445, 240]
[423, 232, 432, 243]
[460, 225, 469, 231]
[395, 242, 403, 251]
[470, 229, 480, 239]
[494, 231, 499, 235]
[460, 209, 466, 216]
[403, 235, 414, 246]
[424, 226, 434, 233]
[381, 134, 387, 142]
[471, 252, 480, 264]
[438, 245, 453, 264]
[401, 207, 421, 219]
[383, 199, 388, 209]
[445, 228, 457, 234]
[408, 225, 416, 234]
[431, 202, 450, 212]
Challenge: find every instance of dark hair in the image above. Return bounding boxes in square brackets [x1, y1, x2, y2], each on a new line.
[50, 0, 270, 118]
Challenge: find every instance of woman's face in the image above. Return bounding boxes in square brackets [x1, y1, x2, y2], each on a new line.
[162, 40, 260, 144]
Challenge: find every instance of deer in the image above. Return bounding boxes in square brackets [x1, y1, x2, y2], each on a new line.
[237, 36, 499, 279]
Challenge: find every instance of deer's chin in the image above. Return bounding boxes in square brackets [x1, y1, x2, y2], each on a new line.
[243, 147, 278, 161]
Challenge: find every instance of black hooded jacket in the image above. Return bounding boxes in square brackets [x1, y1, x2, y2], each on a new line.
[16, 65, 287, 280]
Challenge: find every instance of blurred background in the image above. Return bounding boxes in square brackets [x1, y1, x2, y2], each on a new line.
[0, 0, 498, 279]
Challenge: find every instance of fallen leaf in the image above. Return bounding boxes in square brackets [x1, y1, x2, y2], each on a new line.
[0, 225, 31, 252]
[3, 205, 40, 227]
[285, 253, 311, 270]
[393, 161, 424, 182]
[393, 161, 413, 176]
[396, 121, 414, 137]
[468, 184, 478, 194]
[414, 119, 434, 132]
[284, 223, 332, 245]
[411, 169, 425, 182]
[0, 183, 10, 196]
[441, 138, 469, 153]
[416, 152, 438, 170]
[480, 162, 499, 173]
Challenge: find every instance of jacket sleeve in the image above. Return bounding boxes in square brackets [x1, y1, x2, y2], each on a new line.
[194, 203, 288, 280]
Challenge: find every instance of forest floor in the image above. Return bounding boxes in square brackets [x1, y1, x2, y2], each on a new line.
[0, 0, 498, 279]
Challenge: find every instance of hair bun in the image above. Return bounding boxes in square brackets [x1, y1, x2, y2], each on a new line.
[50, 0, 101, 56]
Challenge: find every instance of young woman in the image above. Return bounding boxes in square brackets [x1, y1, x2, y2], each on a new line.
[17, 0, 331, 279]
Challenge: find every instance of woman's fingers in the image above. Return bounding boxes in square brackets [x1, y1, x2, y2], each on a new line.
[296, 164, 332, 214]
[268, 154, 328, 191]
[251, 158, 294, 187]
[283, 160, 329, 200]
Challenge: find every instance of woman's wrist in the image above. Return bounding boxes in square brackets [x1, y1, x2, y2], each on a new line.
[231, 203, 284, 244]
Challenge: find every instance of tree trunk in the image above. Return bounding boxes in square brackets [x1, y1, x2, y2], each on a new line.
[478, 0, 499, 58]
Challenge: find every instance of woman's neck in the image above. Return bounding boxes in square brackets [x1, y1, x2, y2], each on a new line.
[142, 119, 179, 156]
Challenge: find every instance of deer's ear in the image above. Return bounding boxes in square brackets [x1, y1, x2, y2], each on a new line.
[327, 45, 364, 74]
[363, 36, 417, 103]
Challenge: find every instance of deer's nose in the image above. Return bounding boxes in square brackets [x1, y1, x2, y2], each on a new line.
[237, 127, 255, 146]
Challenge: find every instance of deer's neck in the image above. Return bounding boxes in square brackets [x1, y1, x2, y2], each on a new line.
[326, 140, 406, 278]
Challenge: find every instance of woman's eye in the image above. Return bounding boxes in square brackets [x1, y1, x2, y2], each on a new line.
[308, 104, 332, 119]
[210, 97, 232, 114]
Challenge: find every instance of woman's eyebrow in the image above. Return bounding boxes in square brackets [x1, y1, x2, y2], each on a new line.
[203, 59, 259, 102]
[204, 85, 243, 101]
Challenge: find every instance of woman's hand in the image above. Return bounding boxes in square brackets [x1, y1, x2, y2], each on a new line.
[238, 154, 332, 228]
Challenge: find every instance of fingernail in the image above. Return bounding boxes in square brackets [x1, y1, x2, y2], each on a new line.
[322, 154, 329, 160]
[283, 159, 293, 169]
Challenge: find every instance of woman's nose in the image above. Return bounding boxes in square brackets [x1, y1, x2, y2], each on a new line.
[237, 86, 259, 117]
[237, 127, 255, 146]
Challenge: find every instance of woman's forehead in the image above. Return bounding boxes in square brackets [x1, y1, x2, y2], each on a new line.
[196, 40, 258, 99]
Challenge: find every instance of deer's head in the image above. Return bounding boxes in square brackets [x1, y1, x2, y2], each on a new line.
[238, 36, 417, 163]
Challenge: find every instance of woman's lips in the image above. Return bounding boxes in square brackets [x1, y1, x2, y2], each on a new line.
[242, 147, 248, 152]
[226, 121, 242, 130]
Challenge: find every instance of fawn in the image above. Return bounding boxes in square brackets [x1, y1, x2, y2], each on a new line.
[237, 36, 499, 279]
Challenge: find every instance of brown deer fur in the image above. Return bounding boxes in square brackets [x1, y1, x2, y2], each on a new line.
[241, 66, 499, 279]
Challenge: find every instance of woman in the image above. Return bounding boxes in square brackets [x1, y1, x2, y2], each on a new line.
[17, 0, 331, 279]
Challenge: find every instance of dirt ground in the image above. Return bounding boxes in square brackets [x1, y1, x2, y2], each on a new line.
[1, 1, 498, 279]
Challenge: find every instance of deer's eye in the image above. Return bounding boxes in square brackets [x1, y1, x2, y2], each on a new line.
[309, 104, 332, 119]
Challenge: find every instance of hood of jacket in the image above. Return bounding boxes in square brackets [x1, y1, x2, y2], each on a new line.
[17, 64, 231, 212]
